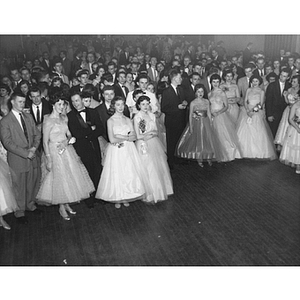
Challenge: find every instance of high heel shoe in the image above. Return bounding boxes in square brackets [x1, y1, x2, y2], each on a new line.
[115, 203, 121, 209]
[65, 204, 76, 215]
[123, 202, 130, 207]
[0, 219, 11, 230]
[59, 207, 70, 221]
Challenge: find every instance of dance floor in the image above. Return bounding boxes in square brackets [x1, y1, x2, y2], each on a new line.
[0, 159, 299, 266]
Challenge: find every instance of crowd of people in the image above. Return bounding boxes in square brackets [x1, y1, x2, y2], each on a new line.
[0, 36, 300, 231]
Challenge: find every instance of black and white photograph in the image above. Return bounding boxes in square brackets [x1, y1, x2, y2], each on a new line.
[0, 2, 299, 299]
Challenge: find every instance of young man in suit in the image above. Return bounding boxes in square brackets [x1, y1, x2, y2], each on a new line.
[71, 48, 83, 78]
[10, 67, 22, 90]
[114, 71, 129, 99]
[59, 50, 72, 78]
[252, 57, 266, 78]
[40, 51, 52, 73]
[52, 58, 69, 85]
[68, 91, 105, 208]
[237, 64, 255, 105]
[161, 68, 188, 169]
[265, 68, 291, 139]
[0, 92, 42, 224]
[147, 57, 159, 84]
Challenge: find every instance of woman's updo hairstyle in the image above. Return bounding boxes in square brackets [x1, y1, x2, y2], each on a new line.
[222, 68, 234, 81]
[136, 95, 151, 110]
[210, 73, 221, 84]
[249, 74, 263, 85]
[49, 91, 68, 106]
[108, 96, 125, 116]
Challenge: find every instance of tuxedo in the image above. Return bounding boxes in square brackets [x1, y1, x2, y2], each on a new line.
[95, 102, 130, 142]
[0, 111, 41, 217]
[118, 50, 128, 66]
[26, 98, 52, 125]
[161, 85, 186, 167]
[114, 83, 129, 99]
[200, 75, 212, 95]
[265, 80, 291, 137]
[67, 108, 104, 196]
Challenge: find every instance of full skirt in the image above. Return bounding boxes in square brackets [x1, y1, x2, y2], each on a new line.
[136, 137, 173, 203]
[0, 159, 18, 216]
[274, 106, 290, 145]
[37, 144, 95, 205]
[236, 110, 277, 159]
[280, 125, 300, 167]
[96, 141, 152, 203]
[212, 112, 242, 162]
[176, 116, 215, 161]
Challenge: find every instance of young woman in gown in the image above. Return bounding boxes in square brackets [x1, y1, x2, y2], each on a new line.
[220, 69, 240, 124]
[275, 75, 300, 149]
[176, 84, 215, 167]
[279, 100, 300, 174]
[0, 114, 19, 230]
[37, 94, 95, 220]
[96, 96, 151, 208]
[133, 95, 173, 202]
[236, 75, 277, 160]
[208, 74, 241, 162]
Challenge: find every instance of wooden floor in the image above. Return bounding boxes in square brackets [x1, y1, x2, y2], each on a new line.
[0, 158, 299, 266]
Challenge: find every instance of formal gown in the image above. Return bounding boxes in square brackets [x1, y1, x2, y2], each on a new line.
[176, 99, 215, 161]
[134, 111, 173, 202]
[236, 91, 277, 159]
[37, 115, 95, 204]
[220, 84, 240, 124]
[279, 103, 300, 168]
[274, 92, 299, 145]
[96, 123, 151, 203]
[0, 142, 18, 216]
[209, 89, 242, 162]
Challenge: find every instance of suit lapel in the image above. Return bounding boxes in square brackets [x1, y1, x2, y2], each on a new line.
[10, 112, 28, 145]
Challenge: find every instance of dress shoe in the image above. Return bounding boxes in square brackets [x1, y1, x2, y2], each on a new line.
[0, 219, 11, 230]
[65, 204, 76, 215]
[17, 217, 28, 225]
[59, 207, 70, 221]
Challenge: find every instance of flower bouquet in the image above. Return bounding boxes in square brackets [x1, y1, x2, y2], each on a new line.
[252, 103, 262, 112]
[139, 118, 146, 133]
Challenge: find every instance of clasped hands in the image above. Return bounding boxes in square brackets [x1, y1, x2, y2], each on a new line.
[27, 147, 36, 160]
[178, 101, 188, 110]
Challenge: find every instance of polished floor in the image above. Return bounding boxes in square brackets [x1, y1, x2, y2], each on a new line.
[0, 158, 299, 266]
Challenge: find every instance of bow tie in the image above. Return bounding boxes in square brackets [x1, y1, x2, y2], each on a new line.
[78, 108, 87, 113]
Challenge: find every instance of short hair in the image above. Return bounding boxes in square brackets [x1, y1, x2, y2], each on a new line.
[291, 75, 300, 83]
[102, 73, 114, 83]
[69, 89, 81, 99]
[77, 69, 89, 77]
[169, 69, 180, 81]
[102, 85, 115, 93]
[11, 91, 26, 101]
[136, 95, 151, 110]
[107, 61, 116, 68]
[18, 80, 30, 88]
[222, 69, 234, 81]
[37, 82, 49, 94]
[133, 89, 145, 99]
[117, 71, 126, 78]
[210, 74, 221, 84]
[20, 67, 30, 74]
[49, 91, 68, 106]
[82, 83, 95, 97]
[244, 63, 255, 71]
[60, 50, 67, 56]
[266, 72, 278, 83]
[136, 73, 148, 82]
[0, 84, 11, 93]
[29, 85, 41, 95]
[52, 57, 62, 66]
[194, 83, 207, 96]
[190, 72, 201, 79]
[280, 67, 290, 76]
[208, 67, 219, 76]
[249, 74, 263, 85]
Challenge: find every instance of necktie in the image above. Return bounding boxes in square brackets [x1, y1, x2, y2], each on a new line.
[19, 113, 29, 142]
[248, 79, 251, 88]
[176, 86, 180, 98]
[36, 105, 41, 124]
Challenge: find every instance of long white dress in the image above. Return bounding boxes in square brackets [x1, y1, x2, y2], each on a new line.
[275, 92, 298, 145]
[134, 111, 173, 203]
[37, 115, 95, 204]
[96, 123, 152, 203]
[236, 91, 277, 159]
[280, 102, 300, 168]
[209, 89, 242, 162]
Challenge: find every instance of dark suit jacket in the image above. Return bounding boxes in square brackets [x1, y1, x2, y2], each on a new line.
[62, 57, 72, 78]
[0, 111, 41, 172]
[26, 98, 52, 125]
[71, 57, 82, 77]
[95, 102, 130, 142]
[113, 83, 129, 99]
[252, 68, 266, 78]
[265, 80, 291, 119]
[161, 85, 186, 128]
[118, 50, 128, 66]
[40, 59, 52, 73]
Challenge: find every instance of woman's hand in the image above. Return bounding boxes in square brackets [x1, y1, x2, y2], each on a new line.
[68, 137, 76, 144]
[46, 160, 52, 172]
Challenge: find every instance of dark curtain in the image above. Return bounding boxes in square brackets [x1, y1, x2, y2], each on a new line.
[264, 35, 297, 60]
